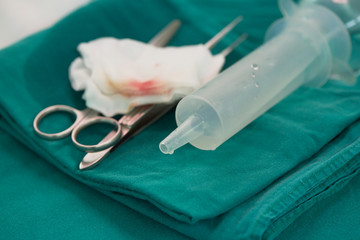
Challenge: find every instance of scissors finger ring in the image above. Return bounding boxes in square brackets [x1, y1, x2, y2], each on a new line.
[33, 105, 85, 139]
[71, 116, 122, 152]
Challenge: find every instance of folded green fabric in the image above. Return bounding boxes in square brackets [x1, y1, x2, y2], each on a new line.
[1, 0, 360, 239]
[2, 125, 360, 240]
[277, 162, 360, 240]
[0, 129, 190, 240]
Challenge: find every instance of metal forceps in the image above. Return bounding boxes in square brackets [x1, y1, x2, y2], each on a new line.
[34, 17, 247, 171]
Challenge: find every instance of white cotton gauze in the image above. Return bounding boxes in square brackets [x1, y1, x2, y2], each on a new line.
[69, 37, 225, 116]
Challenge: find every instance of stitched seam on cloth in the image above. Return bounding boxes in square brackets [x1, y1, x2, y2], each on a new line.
[211, 114, 360, 238]
[212, 119, 360, 239]
[253, 138, 360, 239]
[265, 165, 360, 239]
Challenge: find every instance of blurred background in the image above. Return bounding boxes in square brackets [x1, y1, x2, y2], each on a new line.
[0, 0, 90, 48]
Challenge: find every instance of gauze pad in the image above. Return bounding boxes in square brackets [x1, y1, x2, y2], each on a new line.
[69, 38, 224, 116]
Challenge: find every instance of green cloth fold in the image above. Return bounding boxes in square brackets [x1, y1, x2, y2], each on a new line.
[0, 129, 190, 240]
[1, 0, 360, 239]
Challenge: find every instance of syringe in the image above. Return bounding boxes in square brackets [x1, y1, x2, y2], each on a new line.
[160, 0, 358, 154]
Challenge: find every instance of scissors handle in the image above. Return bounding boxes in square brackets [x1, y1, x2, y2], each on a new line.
[71, 116, 122, 152]
[33, 105, 85, 139]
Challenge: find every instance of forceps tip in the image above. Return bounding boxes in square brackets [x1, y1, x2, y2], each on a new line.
[164, 19, 182, 32]
[205, 15, 244, 49]
[149, 19, 182, 46]
[219, 33, 248, 57]
[171, 19, 181, 26]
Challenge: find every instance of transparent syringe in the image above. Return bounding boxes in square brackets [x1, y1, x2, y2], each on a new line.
[160, 0, 358, 154]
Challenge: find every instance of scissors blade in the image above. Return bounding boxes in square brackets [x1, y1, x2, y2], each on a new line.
[79, 20, 181, 170]
[79, 102, 177, 170]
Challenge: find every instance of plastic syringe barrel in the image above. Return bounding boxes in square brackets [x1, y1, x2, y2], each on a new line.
[160, 3, 351, 153]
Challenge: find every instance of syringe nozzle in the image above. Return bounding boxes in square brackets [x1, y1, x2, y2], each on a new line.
[159, 115, 205, 154]
[159, 141, 174, 154]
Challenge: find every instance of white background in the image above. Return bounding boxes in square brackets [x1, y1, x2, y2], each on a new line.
[0, 0, 89, 48]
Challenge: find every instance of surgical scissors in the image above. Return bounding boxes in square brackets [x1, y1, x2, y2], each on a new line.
[33, 17, 247, 170]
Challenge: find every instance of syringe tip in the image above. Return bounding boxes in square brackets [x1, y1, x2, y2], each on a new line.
[159, 141, 174, 154]
[159, 115, 205, 154]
